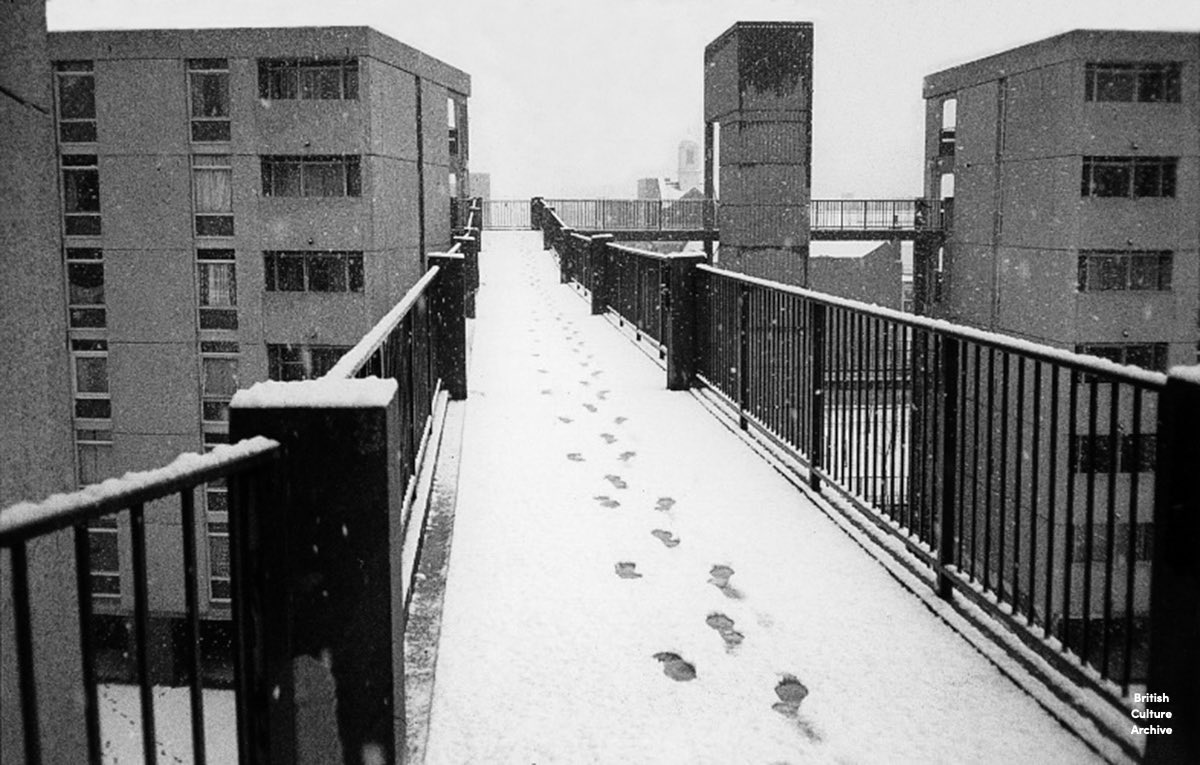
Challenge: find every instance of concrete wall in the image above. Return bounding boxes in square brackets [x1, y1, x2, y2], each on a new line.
[0, 3, 87, 762]
[809, 241, 902, 309]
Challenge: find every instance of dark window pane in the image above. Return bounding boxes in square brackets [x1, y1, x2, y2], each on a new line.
[1094, 68, 1135, 101]
[346, 156, 361, 196]
[1160, 161, 1176, 197]
[65, 216, 102, 236]
[196, 215, 234, 237]
[90, 530, 120, 571]
[264, 160, 301, 196]
[277, 254, 306, 290]
[1133, 162, 1164, 197]
[1128, 257, 1158, 290]
[191, 72, 229, 118]
[1158, 254, 1173, 290]
[309, 347, 349, 377]
[76, 398, 112, 419]
[192, 121, 231, 142]
[63, 168, 100, 212]
[303, 161, 344, 197]
[206, 489, 229, 514]
[70, 307, 106, 328]
[343, 62, 359, 99]
[202, 400, 230, 422]
[60, 121, 97, 143]
[91, 574, 121, 596]
[58, 74, 95, 118]
[308, 254, 346, 291]
[200, 308, 238, 330]
[1087, 162, 1130, 197]
[1096, 255, 1126, 290]
[210, 579, 231, 601]
[348, 255, 364, 291]
[302, 65, 342, 99]
[68, 262, 104, 304]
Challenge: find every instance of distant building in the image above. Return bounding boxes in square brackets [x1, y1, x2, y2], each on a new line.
[677, 138, 701, 193]
[637, 177, 662, 200]
[809, 241, 903, 309]
[921, 29, 1199, 371]
[44, 25, 469, 681]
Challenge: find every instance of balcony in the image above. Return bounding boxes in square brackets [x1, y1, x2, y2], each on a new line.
[3, 200, 1199, 763]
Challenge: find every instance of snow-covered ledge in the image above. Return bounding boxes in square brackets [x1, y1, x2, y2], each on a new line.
[230, 377, 398, 410]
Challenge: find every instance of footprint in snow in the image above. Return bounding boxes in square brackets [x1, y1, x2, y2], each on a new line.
[537, 368, 548, 374]
[604, 474, 627, 489]
[593, 495, 620, 509]
[540, 389, 552, 395]
[566, 453, 584, 462]
[614, 415, 628, 425]
[655, 497, 675, 512]
[709, 564, 743, 599]
[596, 390, 610, 400]
[600, 433, 617, 444]
[558, 416, 573, 424]
[618, 450, 637, 463]
[591, 370, 603, 377]
[705, 612, 744, 649]
[651, 529, 680, 548]
[653, 652, 696, 682]
[614, 561, 642, 579]
[583, 403, 598, 413]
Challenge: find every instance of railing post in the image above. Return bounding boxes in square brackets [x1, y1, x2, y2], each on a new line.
[230, 378, 408, 764]
[454, 234, 478, 320]
[1145, 370, 1200, 764]
[664, 254, 706, 391]
[937, 336, 960, 600]
[470, 197, 483, 251]
[809, 301, 827, 491]
[558, 226, 574, 283]
[589, 234, 613, 316]
[737, 283, 750, 430]
[429, 252, 468, 400]
[530, 197, 543, 231]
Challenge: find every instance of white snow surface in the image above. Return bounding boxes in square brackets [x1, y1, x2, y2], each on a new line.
[230, 377, 397, 409]
[423, 232, 1102, 764]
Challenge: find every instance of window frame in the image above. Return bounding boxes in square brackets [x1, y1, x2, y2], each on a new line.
[267, 343, 353, 381]
[1081, 156, 1177, 199]
[188, 58, 231, 143]
[258, 58, 359, 101]
[192, 154, 235, 237]
[71, 338, 111, 420]
[261, 155, 362, 198]
[197, 249, 238, 330]
[1085, 61, 1182, 103]
[1077, 250, 1172, 292]
[61, 154, 102, 236]
[200, 340, 239, 425]
[1075, 342, 1169, 372]
[54, 60, 97, 143]
[263, 250, 365, 293]
[66, 247, 106, 328]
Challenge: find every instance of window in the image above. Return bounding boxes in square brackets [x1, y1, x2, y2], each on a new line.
[1072, 433, 1157, 474]
[1086, 62, 1181, 103]
[1082, 156, 1177, 198]
[448, 96, 459, 157]
[189, 59, 230, 142]
[258, 58, 358, 100]
[78, 430, 119, 596]
[263, 251, 364, 293]
[200, 341, 239, 424]
[193, 155, 234, 236]
[939, 98, 957, 157]
[1075, 342, 1168, 372]
[66, 248, 105, 328]
[261, 155, 361, 197]
[1069, 522, 1154, 563]
[201, 431, 231, 603]
[62, 154, 101, 236]
[267, 344, 352, 381]
[1078, 250, 1172, 292]
[55, 61, 96, 143]
[198, 249, 237, 329]
[72, 339, 110, 419]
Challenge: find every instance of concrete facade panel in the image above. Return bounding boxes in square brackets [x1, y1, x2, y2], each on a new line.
[1003, 64, 1078, 159]
[999, 157, 1078, 249]
[109, 341, 200, 436]
[425, 169, 451, 251]
[703, 36, 739, 122]
[96, 58, 188, 152]
[421, 79, 450, 170]
[369, 59, 418, 160]
[261, 293, 375, 346]
[106, 248, 197, 341]
[720, 165, 808, 206]
[995, 246, 1077, 344]
[370, 156, 421, 249]
[723, 119, 809, 165]
[254, 100, 369, 155]
[255, 198, 372, 251]
[719, 204, 807, 248]
[370, 246, 424, 318]
[100, 153, 193, 250]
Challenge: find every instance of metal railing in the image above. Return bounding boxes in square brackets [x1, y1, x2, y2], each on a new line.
[0, 438, 281, 765]
[481, 199, 532, 230]
[511, 197, 946, 233]
[534, 195, 1200, 760]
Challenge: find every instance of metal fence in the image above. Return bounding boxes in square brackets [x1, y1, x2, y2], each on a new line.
[481, 199, 532, 230]
[0, 438, 281, 765]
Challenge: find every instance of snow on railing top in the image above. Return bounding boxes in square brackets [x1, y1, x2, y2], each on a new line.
[698, 263, 1169, 388]
[231, 377, 397, 409]
[323, 265, 442, 379]
[0, 436, 280, 543]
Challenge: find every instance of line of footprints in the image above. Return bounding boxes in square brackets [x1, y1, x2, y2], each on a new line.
[540, 270, 812, 733]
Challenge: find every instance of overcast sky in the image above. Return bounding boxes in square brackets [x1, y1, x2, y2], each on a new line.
[47, 0, 1200, 199]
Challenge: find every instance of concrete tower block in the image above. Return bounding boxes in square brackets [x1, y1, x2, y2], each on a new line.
[704, 22, 813, 286]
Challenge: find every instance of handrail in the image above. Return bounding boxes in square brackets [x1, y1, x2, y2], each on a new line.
[0, 437, 281, 545]
[697, 263, 1168, 387]
[324, 265, 443, 379]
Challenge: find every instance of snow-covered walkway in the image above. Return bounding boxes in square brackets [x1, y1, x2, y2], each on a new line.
[423, 232, 1101, 764]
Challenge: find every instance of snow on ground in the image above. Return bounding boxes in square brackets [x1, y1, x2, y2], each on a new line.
[423, 232, 1103, 765]
[99, 684, 236, 764]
